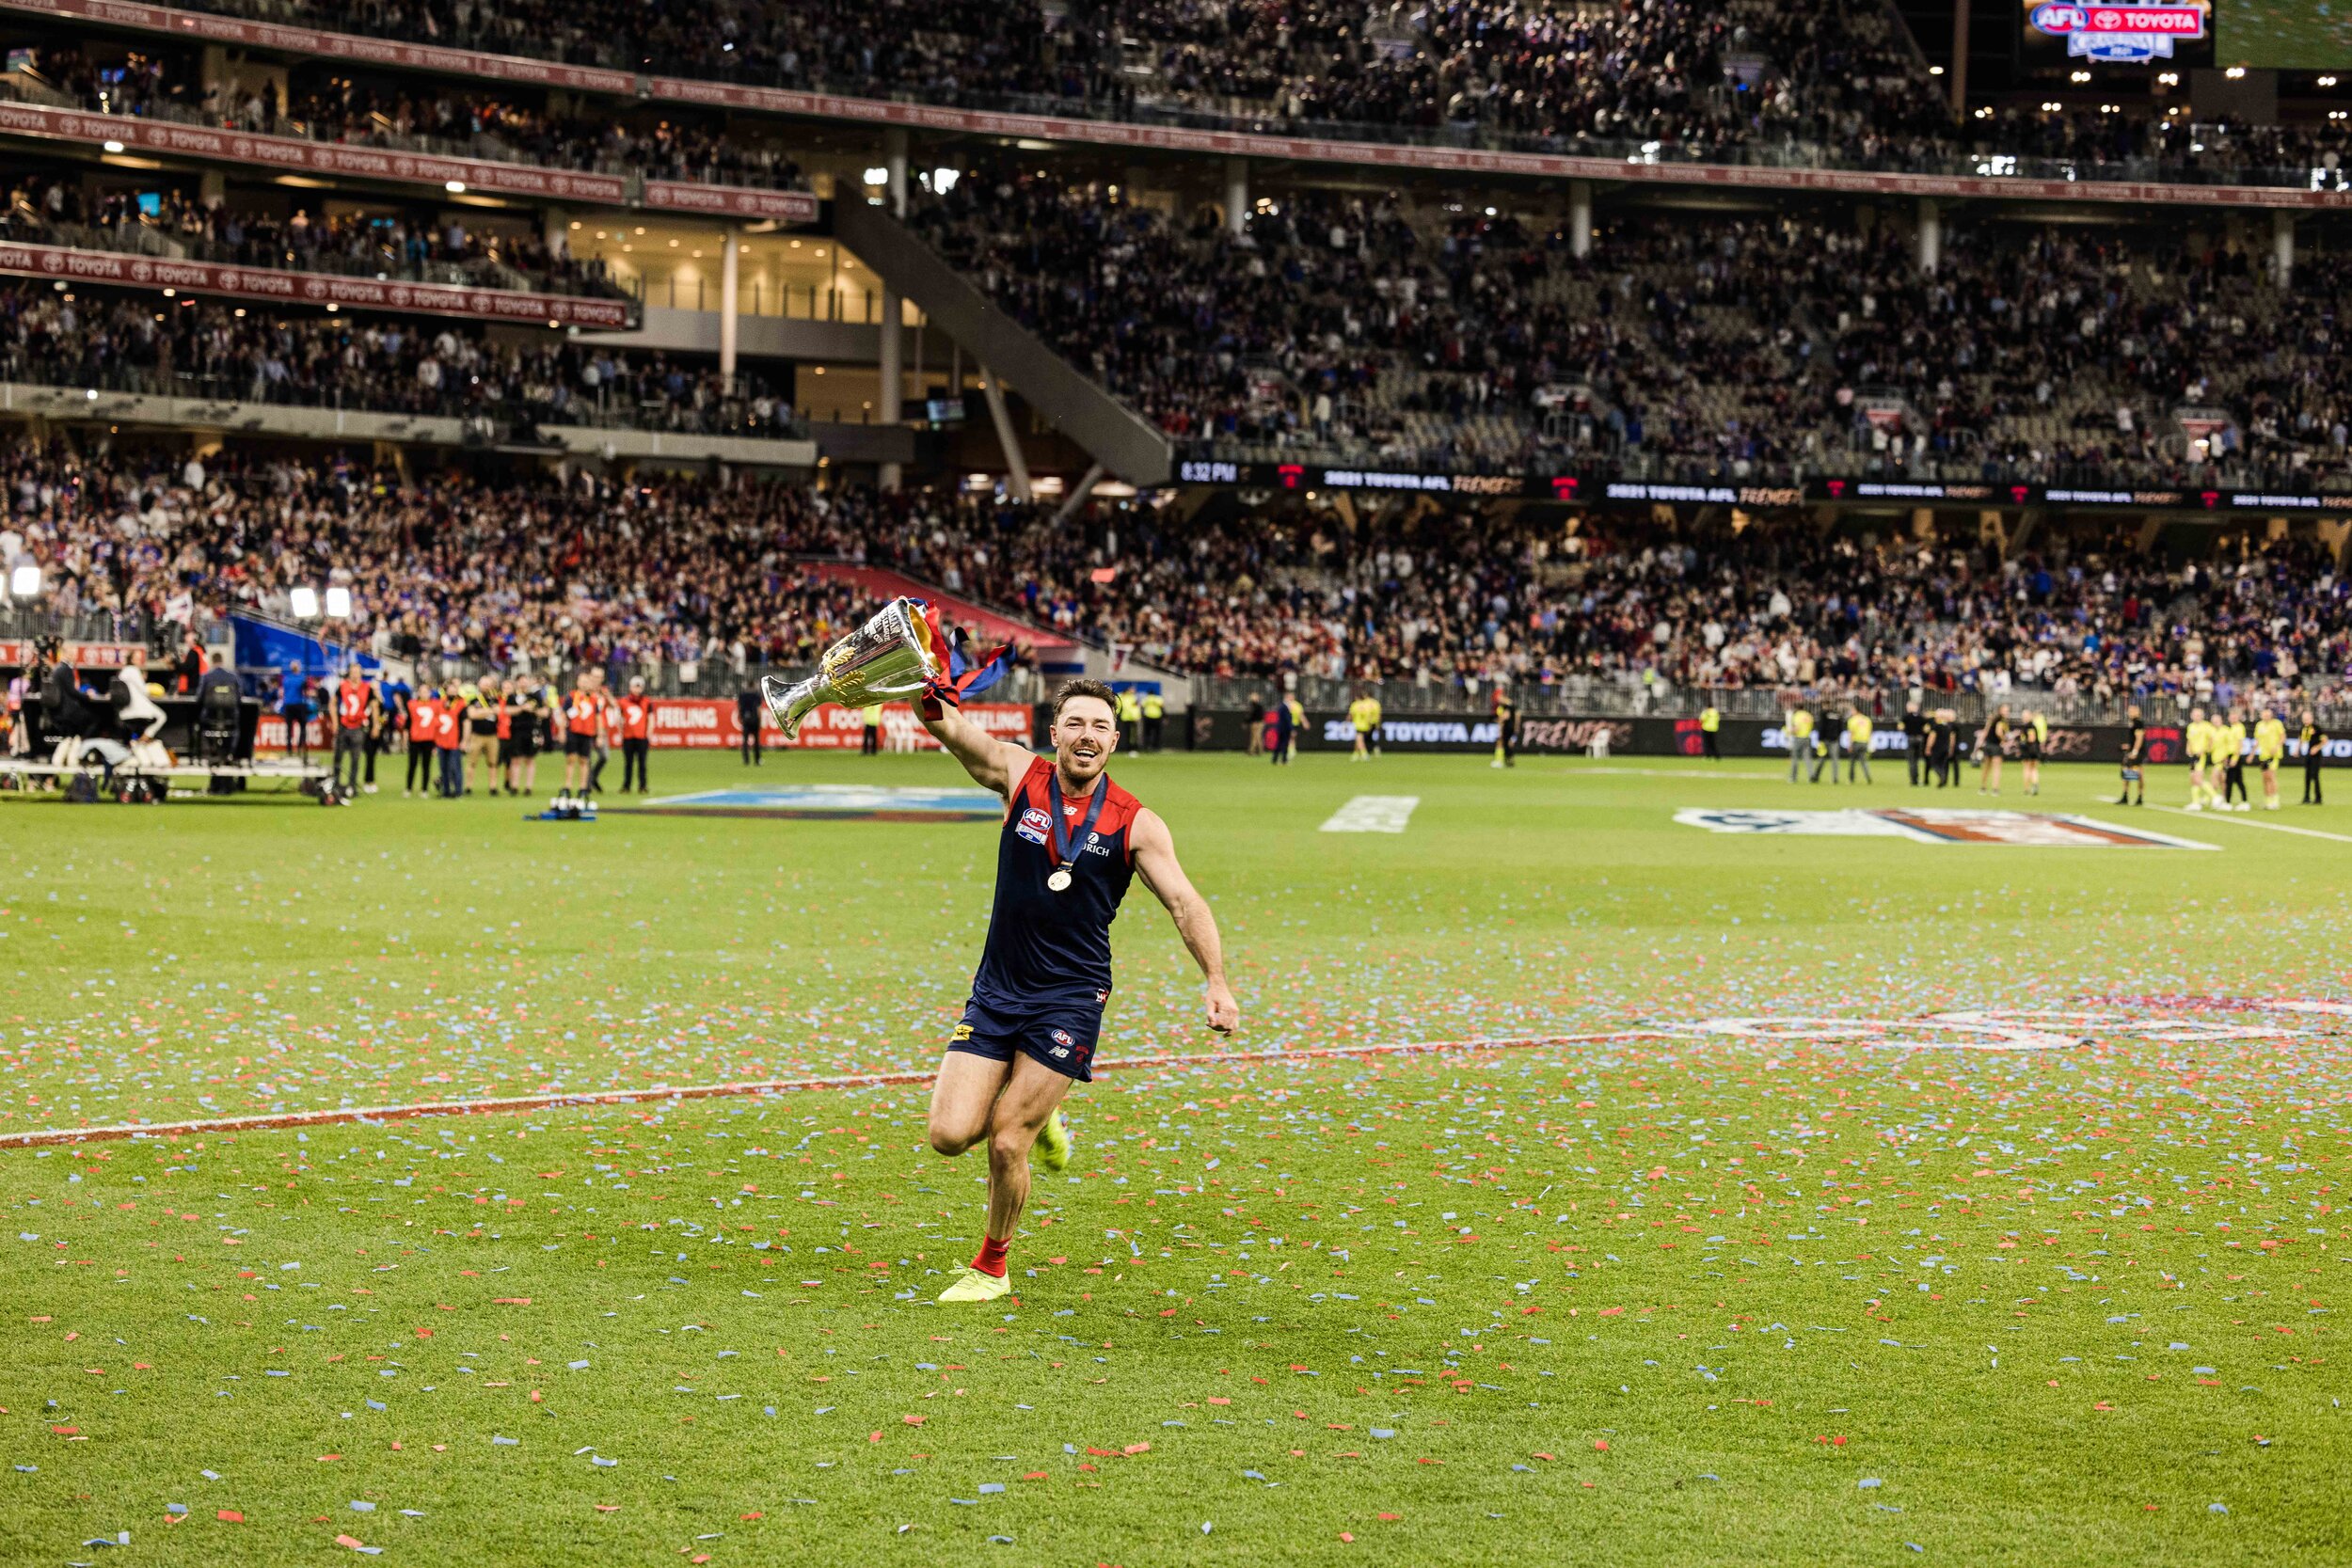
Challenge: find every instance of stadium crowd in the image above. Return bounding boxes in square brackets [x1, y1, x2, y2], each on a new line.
[8, 439, 2345, 721]
[0, 282, 800, 438]
[16, 42, 811, 191]
[102, 0, 2352, 182]
[916, 174, 2352, 489]
[1, 170, 621, 299]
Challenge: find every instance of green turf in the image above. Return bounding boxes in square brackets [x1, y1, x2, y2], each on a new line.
[2, 751, 2347, 1564]
[2223, 1, 2352, 71]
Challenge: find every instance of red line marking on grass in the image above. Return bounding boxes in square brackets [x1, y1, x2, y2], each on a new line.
[0, 1031, 1662, 1148]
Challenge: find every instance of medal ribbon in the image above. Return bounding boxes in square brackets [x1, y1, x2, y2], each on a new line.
[1046, 769, 1109, 885]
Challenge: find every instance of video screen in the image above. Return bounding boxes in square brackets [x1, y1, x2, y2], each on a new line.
[2020, 2, 2216, 68]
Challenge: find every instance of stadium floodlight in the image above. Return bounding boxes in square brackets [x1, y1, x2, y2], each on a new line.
[931, 167, 960, 195]
[289, 585, 321, 620]
[325, 585, 353, 619]
[863, 166, 890, 187]
[445, 180, 467, 193]
[102, 138, 124, 152]
[8, 562, 40, 599]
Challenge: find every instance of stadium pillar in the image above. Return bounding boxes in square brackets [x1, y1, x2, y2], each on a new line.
[1947, 0, 1969, 115]
[1916, 199, 1941, 274]
[542, 207, 568, 257]
[884, 128, 910, 217]
[1225, 159, 1249, 236]
[880, 296, 904, 492]
[981, 366, 1033, 502]
[1055, 463, 1105, 527]
[719, 227, 740, 388]
[881, 129, 910, 492]
[1569, 181, 1593, 260]
[2003, 507, 2041, 562]
[2272, 211, 2296, 284]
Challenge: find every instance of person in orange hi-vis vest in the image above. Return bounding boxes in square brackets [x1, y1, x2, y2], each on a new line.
[434, 686, 467, 800]
[331, 668, 374, 797]
[562, 671, 600, 795]
[405, 686, 440, 799]
[620, 675, 653, 794]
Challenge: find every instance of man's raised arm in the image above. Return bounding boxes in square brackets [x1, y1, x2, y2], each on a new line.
[1129, 807, 1239, 1034]
[920, 703, 1030, 798]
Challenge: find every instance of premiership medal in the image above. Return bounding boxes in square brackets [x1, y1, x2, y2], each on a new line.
[1046, 771, 1108, 895]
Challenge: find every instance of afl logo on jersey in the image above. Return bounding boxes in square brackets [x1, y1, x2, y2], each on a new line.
[1016, 805, 1052, 845]
[1049, 1027, 1074, 1058]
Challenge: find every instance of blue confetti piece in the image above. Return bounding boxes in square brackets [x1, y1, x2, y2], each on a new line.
[978, 1482, 1005, 1495]
[350, 1501, 375, 1513]
[491, 1436, 519, 1447]
[2210, 1503, 2229, 1514]
[988, 1536, 1014, 1545]
[568, 1361, 590, 1370]
[366, 1401, 386, 1412]
[1370, 1428, 1396, 1439]
[951, 1498, 978, 1507]
[1859, 1478, 1883, 1489]
[591, 1457, 618, 1467]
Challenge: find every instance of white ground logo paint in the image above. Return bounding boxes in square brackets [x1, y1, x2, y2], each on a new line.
[1656, 1006, 2316, 1052]
[1321, 795, 1421, 833]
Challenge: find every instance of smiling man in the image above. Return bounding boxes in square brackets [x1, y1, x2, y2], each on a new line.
[919, 676, 1238, 1303]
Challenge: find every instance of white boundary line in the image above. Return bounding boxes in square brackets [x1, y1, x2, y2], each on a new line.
[2149, 805, 2352, 845]
[0, 1031, 1664, 1148]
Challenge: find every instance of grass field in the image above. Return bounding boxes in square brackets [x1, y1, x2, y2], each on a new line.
[2, 747, 2348, 1565]
[2223, 1, 2352, 71]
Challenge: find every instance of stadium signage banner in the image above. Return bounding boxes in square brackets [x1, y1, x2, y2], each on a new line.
[644, 699, 1028, 752]
[0, 0, 2328, 213]
[0, 637, 146, 668]
[0, 241, 634, 327]
[1168, 462, 2352, 513]
[0, 0, 636, 91]
[640, 182, 821, 224]
[1191, 710, 2352, 765]
[0, 100, 628, 205]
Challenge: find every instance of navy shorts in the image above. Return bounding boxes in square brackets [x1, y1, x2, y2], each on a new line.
[948, 997, 1103, 1083]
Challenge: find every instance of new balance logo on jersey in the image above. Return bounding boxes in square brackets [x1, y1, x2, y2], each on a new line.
[1015, 806, 1052, 845]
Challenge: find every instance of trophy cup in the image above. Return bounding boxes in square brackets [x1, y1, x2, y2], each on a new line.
[759, 596, 946, 739]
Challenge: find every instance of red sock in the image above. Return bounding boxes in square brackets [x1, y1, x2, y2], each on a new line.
[972, 1235, 1010, 1278]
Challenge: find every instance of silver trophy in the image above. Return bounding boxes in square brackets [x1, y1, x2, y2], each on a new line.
[760, 596, 945, 739]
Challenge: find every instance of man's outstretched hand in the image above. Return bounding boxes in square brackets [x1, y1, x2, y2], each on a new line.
[1205, 978, 1240, 1035]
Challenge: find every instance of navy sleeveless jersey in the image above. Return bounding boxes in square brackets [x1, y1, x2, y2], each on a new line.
[970, 755, 1142, 1012]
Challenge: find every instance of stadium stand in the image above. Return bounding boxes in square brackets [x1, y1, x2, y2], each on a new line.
[0, 0, 2347, 751]
[10, 432, 2344, 727]
[69, 0, 2352, 180]
[913, 172, 2352, 489]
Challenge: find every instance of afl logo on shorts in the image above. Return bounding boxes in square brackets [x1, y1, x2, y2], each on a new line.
[1015, 805, 1052, 845]
[1049, 1027, 1074, 1058]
